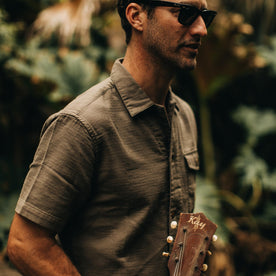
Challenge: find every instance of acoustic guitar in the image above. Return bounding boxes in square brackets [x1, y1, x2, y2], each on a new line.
[163, 213, 217, 276]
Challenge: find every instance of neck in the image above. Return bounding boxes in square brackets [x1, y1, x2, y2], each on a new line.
[122, 41, 174, 106]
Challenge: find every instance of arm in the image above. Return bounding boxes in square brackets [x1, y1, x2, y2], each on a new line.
[7, 213, 81, 276]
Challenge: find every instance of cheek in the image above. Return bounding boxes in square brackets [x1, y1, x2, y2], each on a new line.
[145, 18, 183, 50]
[159, 27, 180, 44]
[162, 25, 188, 45]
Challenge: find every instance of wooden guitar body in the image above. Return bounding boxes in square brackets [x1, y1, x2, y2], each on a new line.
[167, 213, 217, 276]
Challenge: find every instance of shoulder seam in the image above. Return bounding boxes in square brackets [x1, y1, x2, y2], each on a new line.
[45, 112, 99, 147]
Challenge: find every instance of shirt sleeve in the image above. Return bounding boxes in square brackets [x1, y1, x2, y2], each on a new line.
[15, 113, 96, 232]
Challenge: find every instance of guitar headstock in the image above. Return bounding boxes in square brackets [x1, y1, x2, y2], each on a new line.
[164, 213, 217, 276]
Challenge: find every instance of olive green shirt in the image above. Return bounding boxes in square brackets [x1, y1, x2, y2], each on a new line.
[15, 59, 199, 275]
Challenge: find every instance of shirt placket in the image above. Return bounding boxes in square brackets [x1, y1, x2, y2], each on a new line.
[167, 109, 191, 252]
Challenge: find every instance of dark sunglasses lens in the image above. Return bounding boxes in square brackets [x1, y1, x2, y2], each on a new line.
[178, 7, 199, 26]
[202, 11, 217, 27]
[178, 8, 217, 27]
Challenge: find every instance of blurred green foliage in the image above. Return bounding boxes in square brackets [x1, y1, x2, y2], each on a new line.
[258, 36, 276, 74]
[0, 0, 276, 275]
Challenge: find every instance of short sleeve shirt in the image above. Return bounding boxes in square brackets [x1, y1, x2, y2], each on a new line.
[15, 59, 199, 276]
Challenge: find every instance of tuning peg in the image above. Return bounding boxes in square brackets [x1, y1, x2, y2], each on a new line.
[162, 252, 170, 257]
[202, 264, 208, 272]
[167, 236, 174, 244]
[207, 250, 212, 256]
[170, 221, 178, 229]
[212, 235, 218, 242]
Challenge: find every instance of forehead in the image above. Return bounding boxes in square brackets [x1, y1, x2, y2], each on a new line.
[177, 0, 208, 9]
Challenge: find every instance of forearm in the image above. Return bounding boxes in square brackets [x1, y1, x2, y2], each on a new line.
[7, 214, 81, 276]
[8, 239, 80, 276]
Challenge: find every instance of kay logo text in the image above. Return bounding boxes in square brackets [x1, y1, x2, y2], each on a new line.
[188, 215, 206, 231]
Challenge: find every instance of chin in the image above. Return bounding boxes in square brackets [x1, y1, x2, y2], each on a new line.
[178, 59, 197, 71]
[166, 56, 197, 72]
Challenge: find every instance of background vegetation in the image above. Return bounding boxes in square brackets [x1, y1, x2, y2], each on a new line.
[0, 0, 276, 275]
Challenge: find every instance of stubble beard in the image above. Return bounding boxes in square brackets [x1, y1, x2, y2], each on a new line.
[174, 50, 197, 72]
[144, 25, 198, 73]
[175, 47, 198, 72]
[147, 41, 198, 74]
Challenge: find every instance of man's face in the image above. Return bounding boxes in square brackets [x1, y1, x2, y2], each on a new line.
[143, 0, 208, 72]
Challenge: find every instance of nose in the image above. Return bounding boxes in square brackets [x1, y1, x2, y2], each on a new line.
[189, 15, 208, 37]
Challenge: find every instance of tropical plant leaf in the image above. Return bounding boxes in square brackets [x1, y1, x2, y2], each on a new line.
[232, 106, 276, 191]
[258, 36, 276, 74]
[194, 176, 229, 243]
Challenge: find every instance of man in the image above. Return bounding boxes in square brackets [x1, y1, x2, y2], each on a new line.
[7, 0, 216, 275]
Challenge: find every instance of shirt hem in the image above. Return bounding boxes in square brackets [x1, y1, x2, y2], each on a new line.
[15, 198, 63, 232]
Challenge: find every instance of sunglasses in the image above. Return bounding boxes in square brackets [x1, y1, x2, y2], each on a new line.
[148, 0, 217, 28]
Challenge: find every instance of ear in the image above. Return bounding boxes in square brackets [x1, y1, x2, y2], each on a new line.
[125, 3, 147, 32]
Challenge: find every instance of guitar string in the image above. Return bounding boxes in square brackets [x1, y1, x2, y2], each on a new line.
[173, 229, 187, 276]
[173, 246, 181, 276]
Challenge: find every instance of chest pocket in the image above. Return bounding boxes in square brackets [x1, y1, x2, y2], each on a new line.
[183, 150, 200, 171]
[183, 150, 200, 212]
[172, 105, 200, 212]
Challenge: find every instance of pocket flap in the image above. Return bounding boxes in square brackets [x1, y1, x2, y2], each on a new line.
[184, 151, 200, 170]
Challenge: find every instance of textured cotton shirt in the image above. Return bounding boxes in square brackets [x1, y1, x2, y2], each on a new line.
[15, 59, 199, 276]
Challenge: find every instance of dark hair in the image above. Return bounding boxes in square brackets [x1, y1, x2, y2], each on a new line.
[117, 0, 153, 44]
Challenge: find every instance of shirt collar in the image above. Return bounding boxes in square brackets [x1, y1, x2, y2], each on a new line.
[110, 58, 177, 117]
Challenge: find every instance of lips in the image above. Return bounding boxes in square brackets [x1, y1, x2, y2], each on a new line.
[185, 43, 200, 49]
[178, 41, 201, 52]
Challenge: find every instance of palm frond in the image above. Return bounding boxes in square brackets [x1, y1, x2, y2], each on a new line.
[31, 0, 101, 46]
